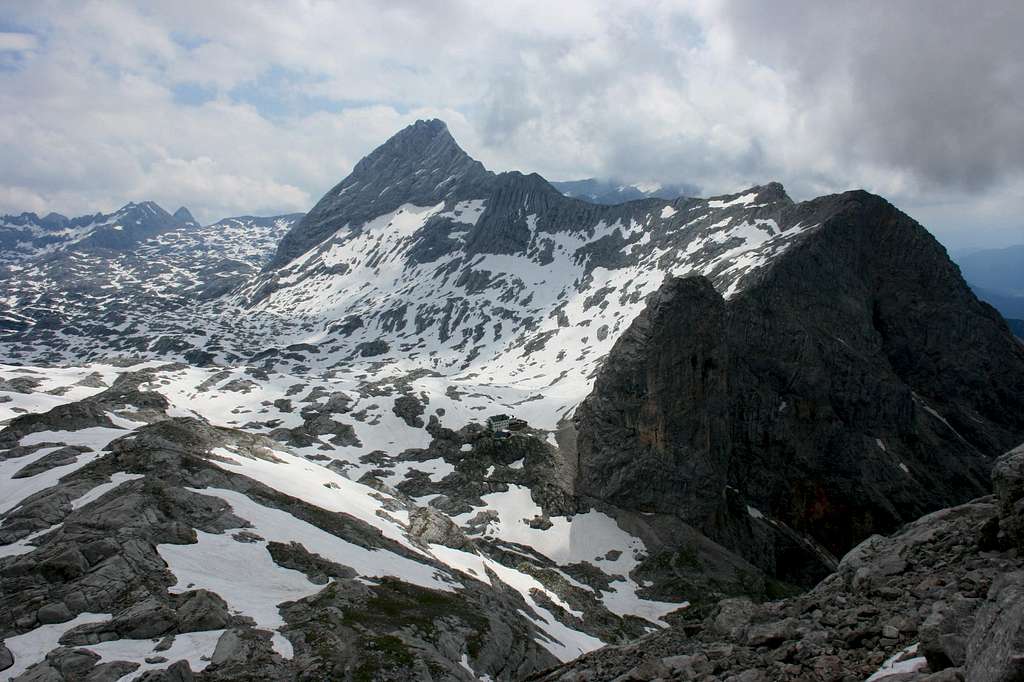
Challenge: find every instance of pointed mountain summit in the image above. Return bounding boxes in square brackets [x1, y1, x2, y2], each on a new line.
[251, 119, 809, 311]
[173, 206, 199, 227]
[37, 212, 71, 229]
[270, 119, 492, 267]
[351, 119, 484, 184]
[78, 201, 181, 250]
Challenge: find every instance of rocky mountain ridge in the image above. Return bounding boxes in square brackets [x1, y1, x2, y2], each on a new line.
[575, 190, 1024, 585]
[0, 202, 197, 264]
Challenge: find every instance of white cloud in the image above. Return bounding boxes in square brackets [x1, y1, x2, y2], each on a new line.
[0, 1, 1021, 248]
[0, 32, 37, 51]
[0, 185, 47, 215]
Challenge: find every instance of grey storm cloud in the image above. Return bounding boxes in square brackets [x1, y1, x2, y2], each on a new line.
[0, 0, 1020, 248]
[718, 1, 1024, 193]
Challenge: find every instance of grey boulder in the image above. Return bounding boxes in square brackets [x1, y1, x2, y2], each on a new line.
[965, 571, 1024, 682]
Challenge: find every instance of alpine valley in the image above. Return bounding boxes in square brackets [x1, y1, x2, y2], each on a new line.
[1, 120, 1023, 682]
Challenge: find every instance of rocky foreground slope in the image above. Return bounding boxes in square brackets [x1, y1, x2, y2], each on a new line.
[533, 443, 1024, 682]
[0, 363, 700, 680]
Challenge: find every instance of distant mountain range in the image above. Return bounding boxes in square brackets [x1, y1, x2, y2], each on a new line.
[0, 202, 195, 264]
[1008, 318, 1024, 338]
[952, 244, 1024, 321]
[550, 178, 698, 204]
[0, 206, 303, 351]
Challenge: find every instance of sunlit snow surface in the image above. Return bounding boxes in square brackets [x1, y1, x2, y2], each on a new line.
[452, 485, 682, 623]
[2, 613, 112, 679]
[866, 643, 927, 681]
[86, 630, 224, 680]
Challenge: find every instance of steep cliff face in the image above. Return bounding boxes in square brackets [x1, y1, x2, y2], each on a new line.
[575, 277, 731, 525]
[575, 190, 1024, 583]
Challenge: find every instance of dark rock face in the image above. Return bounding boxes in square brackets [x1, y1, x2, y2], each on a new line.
[270, 119, 493, 269]
[575, 190, 1024, 583]
[172, 206, 199, 228]
[576, 277, 730, 526]
[392, 394, 426, 428]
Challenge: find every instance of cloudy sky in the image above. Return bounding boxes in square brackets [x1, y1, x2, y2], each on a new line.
[1, 1, 1021, 249]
